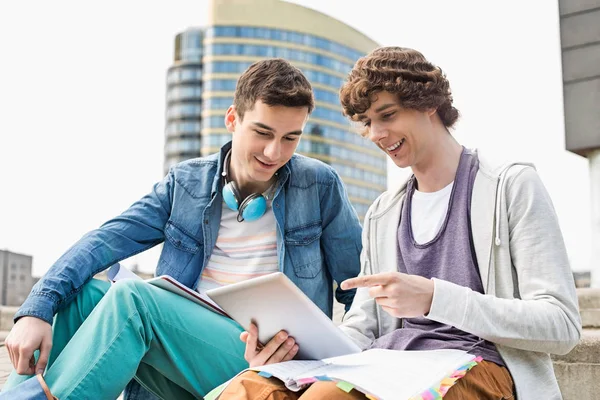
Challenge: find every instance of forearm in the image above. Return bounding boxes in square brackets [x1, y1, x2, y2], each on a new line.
[16, 172, 173, 323]
[15, 226, 162, 324]
[427, 278, 581, 355]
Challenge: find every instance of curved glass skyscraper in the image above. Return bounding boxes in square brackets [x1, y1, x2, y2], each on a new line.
[165, 29, 204, 171]
[165, 0, 387, 220]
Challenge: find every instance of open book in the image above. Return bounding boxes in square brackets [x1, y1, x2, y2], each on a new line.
[207, 348, 481, 400]
[107, 263, 230, 318]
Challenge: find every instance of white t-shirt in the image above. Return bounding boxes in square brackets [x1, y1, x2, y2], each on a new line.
[196, 199, 279, 293]
[410, 182, 454, 244]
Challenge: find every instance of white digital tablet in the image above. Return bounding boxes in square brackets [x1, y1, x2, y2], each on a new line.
[206, 272, 361, 360]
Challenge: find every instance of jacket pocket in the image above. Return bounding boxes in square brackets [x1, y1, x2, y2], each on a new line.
[159, 221, 202, 279]
[285, 222, 323, 279]
[164, 221, 201, 253]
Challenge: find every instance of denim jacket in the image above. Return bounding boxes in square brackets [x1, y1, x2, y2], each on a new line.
[16, 142, 362, 324]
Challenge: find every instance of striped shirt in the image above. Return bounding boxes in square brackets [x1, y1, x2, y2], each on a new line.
[196, 199, 279, 292]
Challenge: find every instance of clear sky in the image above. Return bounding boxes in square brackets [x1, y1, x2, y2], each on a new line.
[0, 0, 591, 276]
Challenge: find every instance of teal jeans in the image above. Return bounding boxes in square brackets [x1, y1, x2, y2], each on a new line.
[3, 279, 248, 399]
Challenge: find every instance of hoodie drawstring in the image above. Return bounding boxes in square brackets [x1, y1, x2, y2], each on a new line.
[494, 172, 507, 246]
[493, 162, 536, 247]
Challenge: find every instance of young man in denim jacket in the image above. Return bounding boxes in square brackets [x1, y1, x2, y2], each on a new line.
[1, 59, 362, 399]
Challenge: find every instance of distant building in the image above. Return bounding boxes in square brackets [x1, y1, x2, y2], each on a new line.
[164, 0, 387, 220]
[558, 0, 600, 287]
[0, 250, 36, 306]
[573, 271, 591, 288]
[164, 28, 204, 175]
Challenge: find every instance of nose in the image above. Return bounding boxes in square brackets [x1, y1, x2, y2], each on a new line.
[368, 122, 387, 144]
[264, 140, 281, 161]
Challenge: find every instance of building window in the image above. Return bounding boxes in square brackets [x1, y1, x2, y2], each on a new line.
[207, 26, 365, 61]
[206, 44, 354, 72]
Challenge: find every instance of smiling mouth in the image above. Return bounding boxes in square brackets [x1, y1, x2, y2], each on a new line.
[386, 138, 405, 152]
[256, 157, 277, 168]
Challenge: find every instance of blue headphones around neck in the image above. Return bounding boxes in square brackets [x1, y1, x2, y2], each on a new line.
[221, 150, 276, 223]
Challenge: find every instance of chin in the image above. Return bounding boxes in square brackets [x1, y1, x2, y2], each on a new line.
[250, 170, 275, 182]
[392, 158, 410, 169]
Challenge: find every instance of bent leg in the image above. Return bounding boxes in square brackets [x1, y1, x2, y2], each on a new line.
[299, 381, 366, 399]
[220, 371, 300, 400]
[42, 279, 248, 399]
[444, 361, 515, 400]
[2, 279, 110, 390]
[220, 371, 367, 400]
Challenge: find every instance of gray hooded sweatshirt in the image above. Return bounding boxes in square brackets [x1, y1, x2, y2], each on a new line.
[340, 150, 582, 400]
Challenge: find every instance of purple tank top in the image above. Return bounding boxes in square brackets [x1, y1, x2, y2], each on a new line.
[371, 148, 504, 366]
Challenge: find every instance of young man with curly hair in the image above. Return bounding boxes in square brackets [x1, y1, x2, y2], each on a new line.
[0, 59, 362, 400]
[221, 47, 581, 400]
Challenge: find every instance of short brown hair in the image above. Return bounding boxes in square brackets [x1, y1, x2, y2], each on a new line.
[234, 59, 314, 120]
[340, 47, 459, 129]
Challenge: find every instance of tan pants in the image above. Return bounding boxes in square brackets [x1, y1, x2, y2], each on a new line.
[220, 360, 514, 400]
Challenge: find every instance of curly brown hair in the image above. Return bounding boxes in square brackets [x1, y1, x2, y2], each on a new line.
[340, 47, 459, 131]
[234, 59, 314, 120]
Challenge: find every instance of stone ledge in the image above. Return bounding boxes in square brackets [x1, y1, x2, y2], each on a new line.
[553, 329, 600, 400]
[0, 307, 17, 333]
[577, 288, 600, 309]
[578, 288, 600, 328]
[552, 329, 600, 364]
[581, 309, 600, 328]
[553, 362, 600, 400]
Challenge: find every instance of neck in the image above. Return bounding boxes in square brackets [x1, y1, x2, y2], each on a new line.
[228, 153, 274, 198]
[412, 132, 463, 193]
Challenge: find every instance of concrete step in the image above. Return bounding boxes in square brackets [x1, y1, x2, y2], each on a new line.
[0, 307, 17, 333]
[578, 288, 600, 328]
[578, 289, 600, 309]
[553, 329, 600, 364]
[553, 329, 600, 400]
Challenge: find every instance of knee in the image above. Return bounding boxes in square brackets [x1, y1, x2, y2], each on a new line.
[104, 279, 152, 315]
[220, 371, 288, 400]
[111, 279, 147, 297]
[81, 278, 110, 296]
[56, 279, 110, 320]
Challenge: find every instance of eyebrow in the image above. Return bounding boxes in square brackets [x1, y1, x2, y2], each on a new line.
[374, 103, 396, 113]
[252, 122, 303, 136]
[356, 103, 397, 121]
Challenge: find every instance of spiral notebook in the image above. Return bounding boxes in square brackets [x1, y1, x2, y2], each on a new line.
[207, 348, 481, 400]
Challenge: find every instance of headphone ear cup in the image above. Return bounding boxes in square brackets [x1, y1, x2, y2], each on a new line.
[238, 193, 267, 222]
[222, 182, 240, 211]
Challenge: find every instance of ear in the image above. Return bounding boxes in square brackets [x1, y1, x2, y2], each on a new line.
[224, 105, 238, 133]
[426, 108, 437, 117]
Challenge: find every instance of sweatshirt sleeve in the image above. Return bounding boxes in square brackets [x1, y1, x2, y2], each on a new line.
[426, 167, 581, 355]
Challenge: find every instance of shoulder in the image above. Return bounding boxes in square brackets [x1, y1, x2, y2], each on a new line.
[170, 152, 218, 173]
[286, 153, 340, 188]
[364, 178, 409, 219]
[168, 153, 219, 197]
[474, 149, 550, 210]
[475, 148, 536, 181]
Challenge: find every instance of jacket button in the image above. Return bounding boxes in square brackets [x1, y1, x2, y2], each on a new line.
[204, 219, 209, 224]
